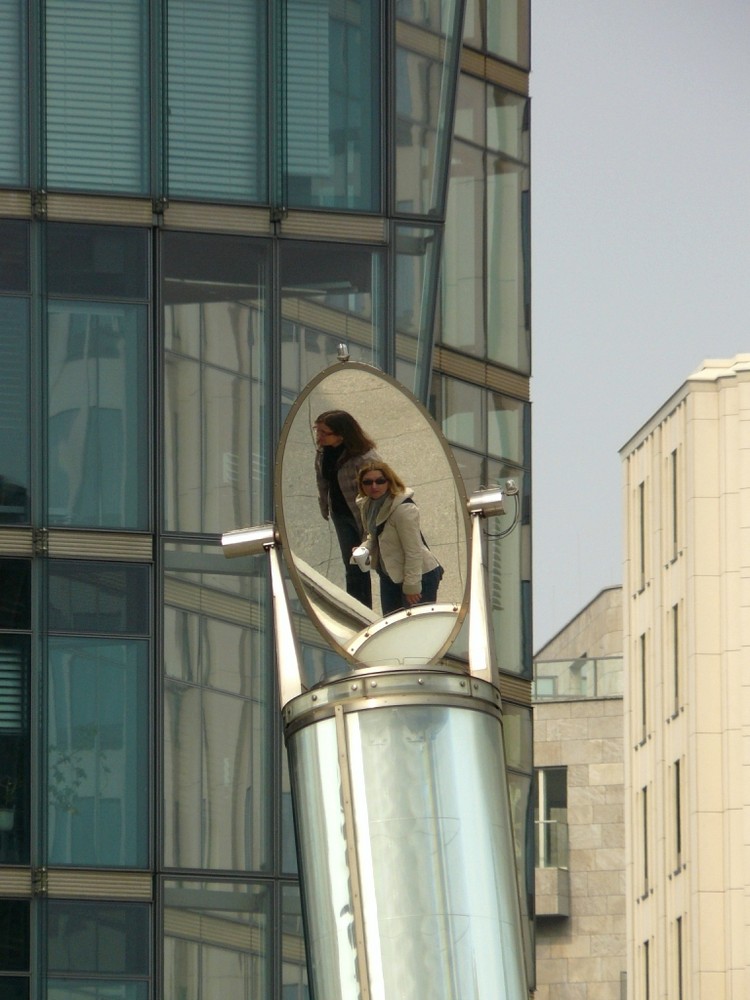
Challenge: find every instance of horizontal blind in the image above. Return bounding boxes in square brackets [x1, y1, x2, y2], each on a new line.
[0, 646, 25, 731]
[45, 0, 148, 194]
[0, 0, 27, 184]
[167, 0, 266, 202]
[286, 0, 331, 176]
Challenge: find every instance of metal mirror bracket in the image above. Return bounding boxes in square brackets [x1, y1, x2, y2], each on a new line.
[221, 525, 304, 708]
[466, 484, 514, 689]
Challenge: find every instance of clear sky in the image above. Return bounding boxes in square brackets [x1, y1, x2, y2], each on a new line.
[530, 0, 750, 649]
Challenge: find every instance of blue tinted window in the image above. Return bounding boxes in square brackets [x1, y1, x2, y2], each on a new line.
[0, 560, 30, 629]
[286, 0, 380, 210]
[0, 3, 27, 186]
[0, 901, 29, 972]
[49, 562, 150, 635]
[168, 0, 267, 202]
[47, 638, 149, 867]
[45, 0, 149, 194]
[47, 226, 148, 301]
[47, 900, 149, 1000]
[47, 981, 147, 1000]
[0, 221, 30, 293]
[0, 979, 27, 999]
[0, 635, 30, 866]
[48, 901, 150, 974]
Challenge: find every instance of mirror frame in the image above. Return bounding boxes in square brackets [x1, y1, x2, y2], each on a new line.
[274, 361, 471, 667]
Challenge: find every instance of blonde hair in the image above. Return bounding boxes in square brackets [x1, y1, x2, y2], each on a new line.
[356, 460, 405, 497]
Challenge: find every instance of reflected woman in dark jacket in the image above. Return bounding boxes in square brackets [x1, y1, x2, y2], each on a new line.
[314, 410, 379, 608]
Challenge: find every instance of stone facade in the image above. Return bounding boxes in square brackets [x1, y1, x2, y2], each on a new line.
[534, 588, 626, 1000]
[620, 355, 750, 1000]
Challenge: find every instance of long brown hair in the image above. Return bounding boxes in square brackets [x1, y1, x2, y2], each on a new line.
[315, 410, 376, 460]
[356, 460, 406, 498]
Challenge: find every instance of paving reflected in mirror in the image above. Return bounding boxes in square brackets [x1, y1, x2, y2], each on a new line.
[276, 363, 470, 666]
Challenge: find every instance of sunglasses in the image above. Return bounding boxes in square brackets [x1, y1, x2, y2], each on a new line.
[361, 477, 387, 486]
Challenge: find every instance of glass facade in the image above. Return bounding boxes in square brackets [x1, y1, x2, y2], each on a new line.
[0, 1, 532, 996]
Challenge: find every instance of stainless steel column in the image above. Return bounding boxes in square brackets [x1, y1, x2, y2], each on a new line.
[283, 668, 527, 1000]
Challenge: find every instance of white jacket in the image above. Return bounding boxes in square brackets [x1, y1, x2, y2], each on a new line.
[357, 489, 440, 595]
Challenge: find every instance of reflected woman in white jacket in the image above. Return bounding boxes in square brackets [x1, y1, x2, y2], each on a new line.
[355, 460, 443, 615]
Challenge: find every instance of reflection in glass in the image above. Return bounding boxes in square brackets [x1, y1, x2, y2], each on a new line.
[286, 0, 380, 211]
[279, 243, 385, 397]
[501, 702, 532, 772]
[162, 542, 271, 871]
[47, 302, 149, 529]
[487, 154, 530, 372]
[394, 0, 464, 216]
[288, 718, 355, 1000]
[461, 0, 483, 51]
[487, 392, 525, 464]
[453, 73, 485, 146]
[163, 232, 268, 534]
[0, 299, 29, 523]
[298, 635, 352, 692]
[507, 769, 534, 990]
[167, 0, 266, 202]
[163, 880, 270, 1000]
[47, 638, 149, 867]
[487, 0, 530, 69]
[394, 224, 442, 399]
[487, 87, 528, 160]
[45, 0, 149, 193]
[437, 442, 483, 497]
[441, 139, 485, 356]
[438, 376, 484, 453]
[282, 886, 309, 997]
[281, 745, 298, 874]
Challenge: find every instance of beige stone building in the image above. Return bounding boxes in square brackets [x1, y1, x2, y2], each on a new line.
[620, 355, 750, 999]
[533, 587, 626, 1000]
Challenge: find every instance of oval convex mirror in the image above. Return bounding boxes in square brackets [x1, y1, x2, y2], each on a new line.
[275, 361, 470, 667]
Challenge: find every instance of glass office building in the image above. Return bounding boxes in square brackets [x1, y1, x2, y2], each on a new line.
[0, 1, 531, 996]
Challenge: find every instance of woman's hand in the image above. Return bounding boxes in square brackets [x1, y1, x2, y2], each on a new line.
[404, 592, 421, 606]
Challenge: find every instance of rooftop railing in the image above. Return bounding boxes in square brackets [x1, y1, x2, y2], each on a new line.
[533, 656, 623, 701]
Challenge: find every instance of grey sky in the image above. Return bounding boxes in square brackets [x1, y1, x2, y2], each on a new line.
[530, 0, 750, 648]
